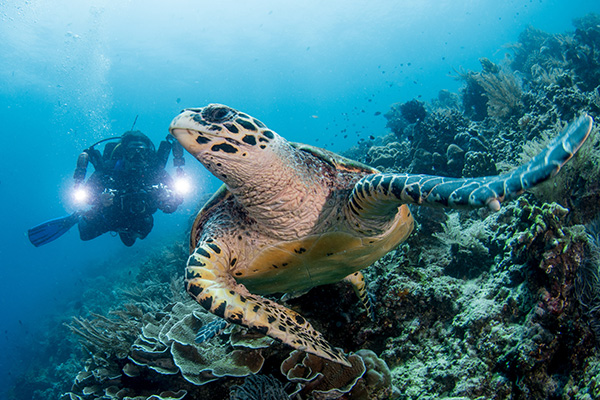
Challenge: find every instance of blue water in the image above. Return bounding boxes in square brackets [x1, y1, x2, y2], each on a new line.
[0, 0, 598, 396]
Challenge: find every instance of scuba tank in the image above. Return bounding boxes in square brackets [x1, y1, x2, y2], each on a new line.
[73, 136, 121, 185]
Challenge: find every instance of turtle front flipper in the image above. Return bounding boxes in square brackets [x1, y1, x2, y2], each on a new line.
[349, 115, 593, 216]
[186, 240, 351, 366]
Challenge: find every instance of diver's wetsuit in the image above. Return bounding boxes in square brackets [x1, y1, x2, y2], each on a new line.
[77, 132, 182, 246]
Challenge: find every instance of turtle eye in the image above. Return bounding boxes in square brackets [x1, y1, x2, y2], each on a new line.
[203, 106, 234, 123]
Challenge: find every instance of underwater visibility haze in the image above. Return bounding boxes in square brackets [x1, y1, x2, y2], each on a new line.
[2, 1, 600, 399]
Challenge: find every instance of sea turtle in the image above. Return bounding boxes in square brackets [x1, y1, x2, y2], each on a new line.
[169, 104, 592, 366]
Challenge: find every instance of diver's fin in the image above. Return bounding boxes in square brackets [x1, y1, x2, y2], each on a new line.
[28, 213, 79, 247]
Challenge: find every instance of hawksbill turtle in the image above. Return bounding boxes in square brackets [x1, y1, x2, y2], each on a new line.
[169, 104, 592, 366]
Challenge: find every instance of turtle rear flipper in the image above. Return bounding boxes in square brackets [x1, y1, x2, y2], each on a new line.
[344, 272, 375, 320]
[349, 115, 593, 216]
[186, 240, 351, 366]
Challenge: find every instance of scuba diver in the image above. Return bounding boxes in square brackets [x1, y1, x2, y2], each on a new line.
[28, 130, 190, 247]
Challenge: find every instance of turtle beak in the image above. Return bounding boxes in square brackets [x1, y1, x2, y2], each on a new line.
[170, 111, 213, 156]
[170, 127, 209, 158]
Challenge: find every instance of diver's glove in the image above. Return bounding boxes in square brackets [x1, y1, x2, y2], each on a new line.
[154, 183, 183, 212]
[100, 189, 117, 207]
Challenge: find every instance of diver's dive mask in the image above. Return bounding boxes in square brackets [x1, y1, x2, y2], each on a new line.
[125, 140, 152, 166]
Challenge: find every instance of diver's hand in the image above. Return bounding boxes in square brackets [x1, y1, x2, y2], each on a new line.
[100, 189, 116, 207]
[154, 183, 174, 202]
[153, 183, 182, 212]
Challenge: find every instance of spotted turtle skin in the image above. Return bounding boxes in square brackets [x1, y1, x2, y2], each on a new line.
[170, 104, 592, 365]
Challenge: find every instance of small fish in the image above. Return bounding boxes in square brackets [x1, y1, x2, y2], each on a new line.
[311, 115, 319, 119]
[374, 111, 381, 116]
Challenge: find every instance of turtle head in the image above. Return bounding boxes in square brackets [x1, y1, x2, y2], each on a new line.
[169, 104, 300, 192]
[169, 104, 284, 179]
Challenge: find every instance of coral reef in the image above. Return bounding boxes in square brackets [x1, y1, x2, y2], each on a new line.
[363, 13, 600, 205]
[67, 304, 144, 359]
[359, 10, 600, 197]
[129, 300, 269, 385]
[360, 199, 595, 399]
[366, 141, 410, 171]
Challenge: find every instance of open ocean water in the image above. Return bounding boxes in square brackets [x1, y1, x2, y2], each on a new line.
[1, 1, 600, 399]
